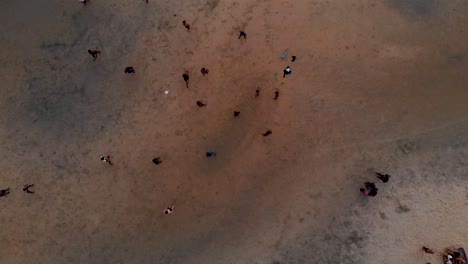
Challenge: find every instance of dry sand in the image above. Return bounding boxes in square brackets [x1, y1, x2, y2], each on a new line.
[0, 0, 467, 263]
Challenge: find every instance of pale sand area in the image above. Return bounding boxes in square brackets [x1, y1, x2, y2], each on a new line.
[0, 0, 467, 263]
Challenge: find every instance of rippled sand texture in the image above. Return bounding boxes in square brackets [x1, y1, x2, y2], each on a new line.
[0, 0, 467, 263]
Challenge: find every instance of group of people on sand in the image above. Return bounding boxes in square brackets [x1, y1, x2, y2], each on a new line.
[423, 246, 466, 264]
[0, 185, 35, 200]
[80, 3, 468, 263]
[360, 172, 391, 197]
[82, 1, 299, 215]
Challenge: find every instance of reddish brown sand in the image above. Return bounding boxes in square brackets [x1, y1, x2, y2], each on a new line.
[0, 0, 467, 263]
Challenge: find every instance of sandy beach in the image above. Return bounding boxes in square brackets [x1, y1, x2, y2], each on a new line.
[0, 0, 467, 263]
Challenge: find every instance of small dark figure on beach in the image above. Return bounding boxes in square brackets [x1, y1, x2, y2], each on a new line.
[234, 111, 240, 117]
[262, 130, 272, 136]
[376, 172, 391, 183]
[238, 31, 247, 39]
[291, 56, 297, 62]
[201, 68, 209, 75]
[367, 188, 378, 197]
[206, 151, 216, 157]
[182, 71, 189, 88]
[364, 182, 377, 190]
[196, 101, 206, 107]
[164, 205, 174, 215]
[145, 0, 148, 3]
[182, 20, 190, 31]
[360, 188, 370, 196]
[124, 67, 135, 74]
[422, 246, 435, 254]
[255, 88, 260, 97]
[361, 181, 378, 197]
[23, 184, 34, 194]
[0, 188, 10, 198]
[80, 0, 88, 5]
[152, 157, 162, 165]
[100, 155, 112, 165]
[283, 66, 292, 78]
[88, 49, 101, 61]
[274, 91, 279, 100]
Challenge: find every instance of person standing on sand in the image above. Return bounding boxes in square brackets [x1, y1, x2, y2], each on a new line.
[445, 255, 453, 264]
[182, 20, 190, 31]
[359, 182, 379, 196]
[234, 111, 240, 117]
[256, 88, 260, 97]
[238, 31, 247, 39]
[164, 205, 174, 215]
[368, 188, 378, 196]
[360, 188, 370, 196]
[283, 66, 292, 78]
[262, 130, 272, 136]
[365, 182, 377, 190]
[23, 184, 34, 194]
[183, 71, 190, 88]
[274, 91, 279, 100]
[88, 49, 101, 61]
[124, 66, 135, 74]
[100, 155, 112, 165]
[206, 151, 216, 158]
[0, 188, 10, 198]
[361, 182, 378, 197]
[152, 157, 162, 165]
[422, 246, 435, 254]
[376, 172, 391, 183]
[196, 101, 206, 107]
[201, 67, 209, 75]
